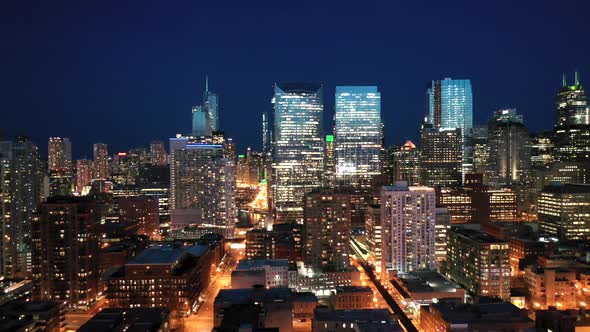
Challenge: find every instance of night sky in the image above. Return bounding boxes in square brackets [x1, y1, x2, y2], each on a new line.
[2, 1, 590, 158]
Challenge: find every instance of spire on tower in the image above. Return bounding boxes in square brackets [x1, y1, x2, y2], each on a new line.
[575, 70, 580, 86]
[205, 75, 209, 92]
[562, 73, 567, 87]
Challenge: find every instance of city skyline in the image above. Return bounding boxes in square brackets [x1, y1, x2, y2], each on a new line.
[2, 2, 590, 157]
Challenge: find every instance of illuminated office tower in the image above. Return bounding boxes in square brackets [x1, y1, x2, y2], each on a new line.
[420, 124, 463, 189]
[48, 137, 72, 173]
[486, 109, 532, 186]
[0, 137, 44, 277]
[531, 131, 555, 169]
[446, 226, 511, 300]
[75, 159, 93, 194]
[93, 143, 109, 180]
[203, 76, 220, 132]
[169, 134, 235, 237]
[304, 190, 351, 271]
[150, 140, 168, 166]
[192, 105, 211, 136]
[392, 140, 420, 185]
[427, 78, 473, 174]
[262, 112, 272, 155]
[380, 182, 436, 275]
[271, 83, 324, 222]
[324, 134, 335, 187]
[538, 183, 590, 241]
[335, 86, 382, 188]
[554, 72, 590, 163]
[427, 78, 473, 132]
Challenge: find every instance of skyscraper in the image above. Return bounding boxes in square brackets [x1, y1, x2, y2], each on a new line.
[271, 83, 324, 222]
[381, 182, 436, 275]
[150, 140, 168, 166]
[392, 140, 420, 185]
[324, 134, 335, 188]
[334, 86, 382, 188]
[47, 137, 72, 173]
[169, 133, 236, 238]
[192, 105, 211, 136]
[420, 124, 463, 190]
[554, 72, 590, 163]
[0, 137, 44, 277]
[427, 78, 473, 132]
[486, 109, 532, 186]
[304, 190, 351, 271]
[93, 143, 109, 180]
[262, 112, 272, 155]
[203, 76, 220, 132]
[538, 183, 590, 241]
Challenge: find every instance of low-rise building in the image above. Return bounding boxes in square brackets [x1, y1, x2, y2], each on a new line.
[389, 270, 464, 317]
[419, 300, 533, 332]
[536, 308, 590, 332]
[0, 301, 65, 332]
[105, 244, 213, 315]
[233, 259, 296, 288]
[77, 307, 170, 332]
[312, 307, 402, 332]
[524, 266, 578, 310]
[330, 286, 374, 310]
[214, 287, 295, 332]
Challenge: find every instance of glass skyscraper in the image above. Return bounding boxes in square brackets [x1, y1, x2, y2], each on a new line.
[203, 76, 220, 132]
[427, 78, 473, 132]
[271, 82, 324, 222]
[335, 86, 382, 188]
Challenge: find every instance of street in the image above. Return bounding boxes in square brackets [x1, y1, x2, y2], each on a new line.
[183, 248, 241, 331]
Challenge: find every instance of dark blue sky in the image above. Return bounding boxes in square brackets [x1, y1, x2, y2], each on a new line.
[2, 1, 589, 158]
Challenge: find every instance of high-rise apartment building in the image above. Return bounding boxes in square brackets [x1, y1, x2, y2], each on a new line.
[324, 134, 335, 187]
[420, 124, 463, 189]
[0, 137, 44, 277]
[304, 190, 352, 271]
[149, 140, 168, 166]
[75, 159, 93, 194]
[271, 83, 324, 222]
[169, 134, 235, 238]
[93, 143, 109, 180]
[380, 182, 436, 275]
[445, 226, 511, 300]
[486, 109, 532, 186]
[31, 197, 103, 308]
[335, 86, 382, 188]
[538, 183, 590, 240]
[118, 196, 160, 239]
[47, 137, 72, 173]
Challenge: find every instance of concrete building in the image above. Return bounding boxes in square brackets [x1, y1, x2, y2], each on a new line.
[381, 182, 436, 276]
[390, 270, 465, 316]
[445, 226, 511, 300]
[0, 301, 65, 332]
[524, 266, 578, 310]
[118, 195, 160, 239]
[538, 183, 590, 241]
[233, 259, 296, 289]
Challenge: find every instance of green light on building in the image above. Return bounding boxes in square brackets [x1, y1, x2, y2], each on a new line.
[238, 154, 245, 158]
[260, 179, 267, 184]
[326, 135, 334, 142]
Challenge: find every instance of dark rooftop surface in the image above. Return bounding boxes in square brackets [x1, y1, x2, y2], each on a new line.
[313, 308, 395, 323]
[127, 244, 208, 265]
[77, 308, 168, 332]
[393, 270, 462, 296]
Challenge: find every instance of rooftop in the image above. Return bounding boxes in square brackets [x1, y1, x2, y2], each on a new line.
[335, 286, 373, 294]
[77, 308, 168, 332]
[313, 308, 395, 324]
[431, 300, 532, 325]
[215, 287, 293, 306]
[451, 226, 508, 244]
[393, 270, 462, 296]
[236, 259, 290, 270]
[127, 244, 208, 265]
